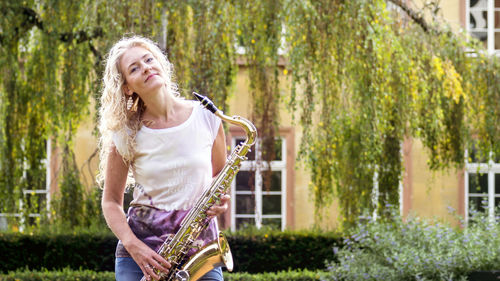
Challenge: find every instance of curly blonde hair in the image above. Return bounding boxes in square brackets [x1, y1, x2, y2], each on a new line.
[97, 35, 179, 186]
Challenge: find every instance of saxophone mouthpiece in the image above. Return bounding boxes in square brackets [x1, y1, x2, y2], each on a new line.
[193, 92, 219, 114]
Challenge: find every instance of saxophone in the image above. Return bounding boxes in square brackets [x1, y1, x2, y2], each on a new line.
[141, 92, 257, 281]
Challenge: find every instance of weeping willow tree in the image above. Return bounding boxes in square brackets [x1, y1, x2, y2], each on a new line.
[0, 0, 238, 230]
[1, 0, 499, 230]
[286, 0, 500, 227]
[0, 1, 97, 228]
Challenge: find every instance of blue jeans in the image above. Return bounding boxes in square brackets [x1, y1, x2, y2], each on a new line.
[115, 257, 224, 281]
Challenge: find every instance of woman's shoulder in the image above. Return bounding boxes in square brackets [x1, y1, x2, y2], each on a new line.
[174, 97, 198, 112]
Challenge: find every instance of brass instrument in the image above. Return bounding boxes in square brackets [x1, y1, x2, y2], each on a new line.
[142, 92, 257, 281]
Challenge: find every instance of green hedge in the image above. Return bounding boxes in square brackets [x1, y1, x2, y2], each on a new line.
[0, 232, 117, 273]
[226, 230, 342, 273]
[0, 230, 342, 274]
[0, 269, 115, 281]
[224, 269, 329, 280]
[0, 269, 328, 281]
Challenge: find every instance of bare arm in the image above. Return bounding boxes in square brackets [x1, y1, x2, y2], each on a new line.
[207, 124, 230, 217]
[211, 123, 227, 177]
[101, 146, 170, 280]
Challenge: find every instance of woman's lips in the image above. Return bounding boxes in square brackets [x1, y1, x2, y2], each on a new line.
[145, 73, 157, 82]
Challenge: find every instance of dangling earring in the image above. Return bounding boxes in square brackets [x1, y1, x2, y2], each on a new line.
[130, 95, 140, 112]
[126, 96, 134, 111]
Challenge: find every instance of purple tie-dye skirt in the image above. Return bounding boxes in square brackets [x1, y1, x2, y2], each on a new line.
[115, 205, 219, 258]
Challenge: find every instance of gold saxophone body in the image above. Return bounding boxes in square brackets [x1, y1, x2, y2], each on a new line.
[142, 92, 257, 281]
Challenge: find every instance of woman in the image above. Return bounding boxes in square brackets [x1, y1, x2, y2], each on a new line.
[98, 36, 229, 281]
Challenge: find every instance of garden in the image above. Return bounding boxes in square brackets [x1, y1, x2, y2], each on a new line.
[1, 210, 500, 280]
[1, 0, 499, 280]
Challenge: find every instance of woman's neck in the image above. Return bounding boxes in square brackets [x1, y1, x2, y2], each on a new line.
[141, 87, 176, 122]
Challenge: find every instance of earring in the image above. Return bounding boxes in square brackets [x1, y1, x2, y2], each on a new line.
[130, 96, 140, 112]
[126, 96, 133, 111]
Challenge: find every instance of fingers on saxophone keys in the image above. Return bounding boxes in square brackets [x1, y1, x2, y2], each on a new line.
[147, 268, 160, 281]
[206, 206, 221, 217]
[153, 254, 171, 272]
[142, 264, 154, 281]
[220, 194, 231, 203]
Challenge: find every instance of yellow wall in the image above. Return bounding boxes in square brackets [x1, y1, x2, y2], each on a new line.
[411, 0, 463, 31]
[408, 139, 462, 226]
[404, 0, 464, 226]
[74, 100, 99, 189]
[441, 0, 463, 30]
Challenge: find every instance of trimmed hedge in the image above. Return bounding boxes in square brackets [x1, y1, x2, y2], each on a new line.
[226, 230, 342, 273]
[224, 269, 329, 280]
[0, 232, 116, 273]
[0, 269, 115, 281]
[0, 230, 342, 274]
[0, 269, 328, 281]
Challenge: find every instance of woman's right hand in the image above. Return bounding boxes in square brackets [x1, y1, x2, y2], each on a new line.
[102, 147, 171, 280]
[125, 238, 171, 281]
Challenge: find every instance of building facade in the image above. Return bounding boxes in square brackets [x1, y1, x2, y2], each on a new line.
[9, 0, 498, 231]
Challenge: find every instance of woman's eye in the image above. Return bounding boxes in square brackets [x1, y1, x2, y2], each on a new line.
[130, 67, 138, 73]
[146, 57, 153, 63]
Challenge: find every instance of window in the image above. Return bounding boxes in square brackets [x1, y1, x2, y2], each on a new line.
[465, 148, 500, 221]
[466, 0, 500, 55]
[230, 137, 287, 230]
[0, 139, 51, 231]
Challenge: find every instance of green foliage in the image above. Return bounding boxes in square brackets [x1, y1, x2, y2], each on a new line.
[236, 0, 283, 168]
[285, 0, 500, 228]
[325, 209, 500, 281]
[226, 227, 342, 273]
[0, 232, 117, 273]
[54, 148, 84, 228]
[224, 269, 329, 280]
[0, 268, 328, 281]
[1, 0, 499, 231]
[0, 268, 115, 281]
[162, 0, 237, 110]
[0, 229, 339, 274]
[0, 0, 238, 230]
[0, 0, 95, 227]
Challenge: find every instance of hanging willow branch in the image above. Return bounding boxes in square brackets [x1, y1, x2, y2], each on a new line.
[0, 0, 498, 232]
[386, 0, 433, 33]
[0, 5, 103, 57]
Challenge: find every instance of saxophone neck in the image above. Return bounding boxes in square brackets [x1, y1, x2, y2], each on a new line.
[193, 92, 257, 145]
[216, 112, 257, 146]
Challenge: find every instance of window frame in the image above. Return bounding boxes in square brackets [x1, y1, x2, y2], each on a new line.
[464, 150, 500, 222]
[465, 0, 500, 55]
[230, 136, 287, 231]
[0, 139, 51, 231]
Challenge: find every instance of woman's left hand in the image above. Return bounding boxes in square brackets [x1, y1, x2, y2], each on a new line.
[206, 194, 230, 218]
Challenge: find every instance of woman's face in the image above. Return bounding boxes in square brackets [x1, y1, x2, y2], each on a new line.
[120, 46, 165, 98]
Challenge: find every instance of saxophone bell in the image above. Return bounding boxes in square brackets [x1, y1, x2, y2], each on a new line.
[174, 232, 233, 281]
[174, 270, 189, 281]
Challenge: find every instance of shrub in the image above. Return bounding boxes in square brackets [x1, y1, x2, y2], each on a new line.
[0, 268, 115, 281]
[0, 268, 327, 281]
[324, 209, 500, 281]
[0, 227, 342, 274]
[0, 232, 117, 273]
[224, 269, 329, 280]
[226, 227, 343, 273]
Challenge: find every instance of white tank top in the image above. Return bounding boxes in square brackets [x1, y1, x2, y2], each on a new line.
[113, 100, 221, 211]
